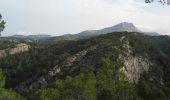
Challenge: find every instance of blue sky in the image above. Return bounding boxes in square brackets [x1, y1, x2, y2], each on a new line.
[0, 0, 170, 36]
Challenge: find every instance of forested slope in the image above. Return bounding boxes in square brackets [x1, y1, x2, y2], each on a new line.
[0, 32, 169, 100]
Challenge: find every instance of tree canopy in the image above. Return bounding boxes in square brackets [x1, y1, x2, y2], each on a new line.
[0, 14, 5, 36]
[0, 68, 25, 100]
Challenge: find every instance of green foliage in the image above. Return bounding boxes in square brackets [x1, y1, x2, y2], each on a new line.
[36, 88, 60, 100]
[151, 36, 170, 56]
[0, 14, 5, 35]
[97, 57, 139, 100]
[0, 88, 25, 100]
[0, 39, 18, 50]
[56, 72, 97, 100]
[128, 34, 151, 55]
[138, 80, 165, 100]
[0, 68, 25, 100]
[137, 65, 165, 100]
[36, 72, 97, 100]
[0, 45, 72, 88]
[0, 69, 5, 88]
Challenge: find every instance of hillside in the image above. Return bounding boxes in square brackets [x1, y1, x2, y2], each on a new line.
[0, 32, 169, 100]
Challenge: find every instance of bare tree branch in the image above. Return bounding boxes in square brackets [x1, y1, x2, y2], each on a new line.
[145, 0, 170, 5]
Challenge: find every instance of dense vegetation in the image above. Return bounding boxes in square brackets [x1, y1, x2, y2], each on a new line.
[35, 57, 139, 100]
[0, 32, 169, 100]
[0, 69, 25, 100]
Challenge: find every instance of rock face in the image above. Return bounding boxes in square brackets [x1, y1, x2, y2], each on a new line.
[98, 22, 140, 34]
[0, 50, 7, 58]
[0, 43, 30, 58]
[120, 55, 150, 83]
[119, 36, 151, 83]
[9, 43, 30, 55]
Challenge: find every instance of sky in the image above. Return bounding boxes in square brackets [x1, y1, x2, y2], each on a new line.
[0, 0, 170, 36]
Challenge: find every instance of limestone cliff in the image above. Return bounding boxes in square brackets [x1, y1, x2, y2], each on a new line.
[119, 36, 151, 83]
[9, 43, 30, 55]
[0, 43, 30, 58]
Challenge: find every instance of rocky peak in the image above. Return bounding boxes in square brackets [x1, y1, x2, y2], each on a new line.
[111, 22, 140, 32]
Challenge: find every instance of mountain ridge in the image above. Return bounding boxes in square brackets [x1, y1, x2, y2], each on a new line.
[10, 22, 160, 42]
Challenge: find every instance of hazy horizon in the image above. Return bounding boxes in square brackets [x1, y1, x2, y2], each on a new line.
[0, 0, 170, 36]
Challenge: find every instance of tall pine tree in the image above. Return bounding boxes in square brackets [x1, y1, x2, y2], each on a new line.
[0, 14, 5, 36]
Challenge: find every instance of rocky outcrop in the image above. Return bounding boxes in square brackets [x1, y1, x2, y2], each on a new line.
[0, 50, 7, 58]
[14, 45, 97, 93]
[119, 36, 151, 83]
[120, 55, 151, 83]
[9, 43, 30, 55]
[0, 43, 30, 58]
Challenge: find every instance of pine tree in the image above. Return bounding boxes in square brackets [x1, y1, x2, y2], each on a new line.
[0, 14, 5, 36]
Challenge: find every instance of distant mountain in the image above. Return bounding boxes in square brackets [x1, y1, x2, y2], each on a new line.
[48, 22, 159, 42]
[77, 22, 141, 37]
[144, 32, 160, 36]
[12, 34, 52, 42]
[10, 22, 160, 43]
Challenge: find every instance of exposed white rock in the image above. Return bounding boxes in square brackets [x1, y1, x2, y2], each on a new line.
[48, 65, 61, 77]
[120, 55, 150, 83]
[119, 36, 151, 83]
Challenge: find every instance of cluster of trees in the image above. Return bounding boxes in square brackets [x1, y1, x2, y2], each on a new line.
[35, 57, 139, 100]
[0, 69, 25, 100]
[0, 44, 72, 88]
